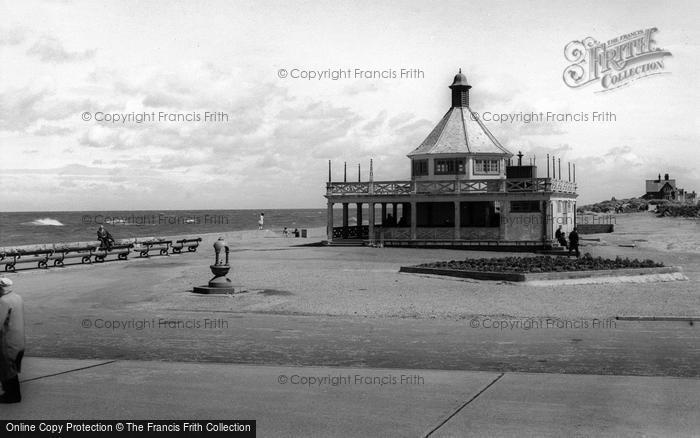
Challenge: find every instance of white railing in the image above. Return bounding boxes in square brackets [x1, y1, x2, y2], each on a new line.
[327, 178, 576, 196]
[372, 181, 413, 195]
[416, 228, 455, 240]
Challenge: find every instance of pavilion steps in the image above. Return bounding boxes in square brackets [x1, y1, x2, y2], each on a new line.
[535, 243, 572, 256]
[324, 239, 366, 247]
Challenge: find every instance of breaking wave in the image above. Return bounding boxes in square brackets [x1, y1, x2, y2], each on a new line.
[22, 218, 65, 226]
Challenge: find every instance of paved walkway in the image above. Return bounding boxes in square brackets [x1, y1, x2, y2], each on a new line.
[25, 311, 700, 378]
[2, 357, 699, 437]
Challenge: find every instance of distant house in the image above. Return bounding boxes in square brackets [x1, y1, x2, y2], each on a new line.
[643, 173, 696, 203]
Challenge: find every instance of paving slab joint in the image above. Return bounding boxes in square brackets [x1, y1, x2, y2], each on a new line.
[20, 360, 118, 383]
[423, 373, 505, 437]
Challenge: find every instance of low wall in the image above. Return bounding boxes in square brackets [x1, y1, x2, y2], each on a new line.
[577, 224, 614, 234]
[399, 266, 681, 282]
[460, 227, 499, 240]
[504, 213, 543, 241]
[399, 266, 525, 281]
[377, 227, 500, 240]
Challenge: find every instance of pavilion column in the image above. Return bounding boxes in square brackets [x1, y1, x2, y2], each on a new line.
[392, 203, 398, 220]
[368, 202, 375, 243]
[499, 201, 508, 240]
[327, 202, 334, 242]
[410, 201, 417, 239]
[342, 203, 349, 227]
[356, 203, 363, 228]
[454, 201, 461, 240]
[543, 200, 551, 244]
[381, 203, 387, 225]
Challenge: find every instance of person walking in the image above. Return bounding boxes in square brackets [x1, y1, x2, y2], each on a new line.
[0, 278, 24, 403]
[258, 213, 265, 230]
[568, 227, 580, 258]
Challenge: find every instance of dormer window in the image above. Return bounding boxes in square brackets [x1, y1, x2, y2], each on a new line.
[434, 158, 466, 175]
[474, 159, 500, 175]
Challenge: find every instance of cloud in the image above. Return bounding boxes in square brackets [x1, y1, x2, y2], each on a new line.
[31, 124, 73, 136]
[394, 118, 432, 136]
[387, 112, 414, 128]
[26, 36, 95, 63]
[361, 110, 387, 133]
[79, 126, 136, 149]
[604, 145, 632, 156]
[343, 81, 379, 96]
[255, 153, 283, 169]
[142, 92, 185, 108]
[1, 163, 110, 176]
[0, 85, 88, 131]
[0, 86, 47, 130]
[0, 27, 27, 46]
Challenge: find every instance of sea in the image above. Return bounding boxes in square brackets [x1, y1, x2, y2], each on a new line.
[0, 209, 337, 247]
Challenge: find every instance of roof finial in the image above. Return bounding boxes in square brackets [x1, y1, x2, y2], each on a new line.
[449, 69, 471, 107]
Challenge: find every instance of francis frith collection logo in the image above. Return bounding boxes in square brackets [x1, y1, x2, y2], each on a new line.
[563, 27, 672, 92]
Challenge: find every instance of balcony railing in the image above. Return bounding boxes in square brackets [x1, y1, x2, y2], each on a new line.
[327, 178, 576, 196]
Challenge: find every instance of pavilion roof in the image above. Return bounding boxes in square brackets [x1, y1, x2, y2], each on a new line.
[408, 106, 512, 157]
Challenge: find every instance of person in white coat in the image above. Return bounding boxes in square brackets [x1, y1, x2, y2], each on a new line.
[0, 277, 24, 403]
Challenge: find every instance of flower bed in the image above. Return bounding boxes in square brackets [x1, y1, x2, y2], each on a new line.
[416, 254, 663, 273]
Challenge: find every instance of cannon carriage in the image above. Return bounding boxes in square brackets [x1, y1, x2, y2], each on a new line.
[0, 247, 54, 271]
[0, 236, 199, 271]
[49, 242, 100, 267]
[131, 237, 173, 257]
[171, 237, 202, 254]
[90, 242, 134, 263]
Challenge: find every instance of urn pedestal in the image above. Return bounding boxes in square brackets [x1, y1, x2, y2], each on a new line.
[193, 237, 242, 294]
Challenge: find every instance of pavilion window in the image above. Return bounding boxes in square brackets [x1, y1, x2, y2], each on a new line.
[457, 159, 465, 174]
[417, 202, 455, 227]
[412, 159, 428, 177]
[510, 200, 541, 213]
[474, 159, 500, 174]
[460, 201, 499, 227]
[434, 158, 466, 175]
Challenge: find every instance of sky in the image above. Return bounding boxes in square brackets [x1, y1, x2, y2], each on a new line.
[1, 0, 699, 211]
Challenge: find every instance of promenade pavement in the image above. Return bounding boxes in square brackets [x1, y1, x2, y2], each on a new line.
[2, 357, 699, 437]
